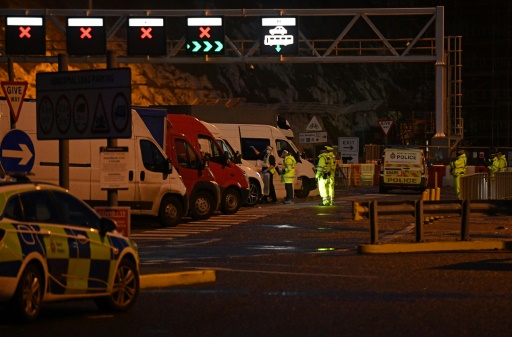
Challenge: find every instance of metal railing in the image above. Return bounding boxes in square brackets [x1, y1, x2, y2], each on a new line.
[353, 199, 512, 244]
[460, 171, 512, 200]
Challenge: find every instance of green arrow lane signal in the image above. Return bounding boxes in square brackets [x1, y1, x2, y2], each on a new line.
[275, 45, 282, 52]
[192, 41, 201, 52]
[204, 41, 212, 52]
[215, 41, 223, 52]
[188, 40, 224, 53]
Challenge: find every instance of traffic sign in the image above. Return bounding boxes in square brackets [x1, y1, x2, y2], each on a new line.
[186, 17, 224, 55]
[299, 131, 327, 144]
[66, 17, 106, 55]
[5, 16, 46, 55]
[338, 137, 359, 164]
[306, 116, 322, 131]
[378, 120, 394, 136]
[0, 129, 35, 173]
[127, 17, 167, 56]
[1, 81, 28, 123]
[36, 68, 132, 140]
[260, 17, 298, 55]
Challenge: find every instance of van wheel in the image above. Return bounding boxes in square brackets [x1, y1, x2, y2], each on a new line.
[190, 191, 215, 220]
[95, 259, 139, 312]
[159, 196, 182, 227]
[294, 178, 311, 198]
[10, 263, 43, 322]
[244, 179, 261, 207]
[221, 187, 241, 214]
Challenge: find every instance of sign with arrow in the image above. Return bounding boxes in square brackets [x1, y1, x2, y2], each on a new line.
[378, 119, 394, 136]
[1, 81, 28, 123]
[260, 17, 298, 55]
[186, 17, 224, 55]
[338, 137, 359, 164]
[0, 129, 35, 173]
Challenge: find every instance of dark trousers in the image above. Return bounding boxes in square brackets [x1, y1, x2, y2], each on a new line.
[268, 173, 277, 202]
[285, 183, 293, 201]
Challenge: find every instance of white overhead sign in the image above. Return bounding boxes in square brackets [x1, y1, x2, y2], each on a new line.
[36, 68, 131, 140]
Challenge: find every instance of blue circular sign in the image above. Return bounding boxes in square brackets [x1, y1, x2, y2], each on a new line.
[0, 129, 35, 173]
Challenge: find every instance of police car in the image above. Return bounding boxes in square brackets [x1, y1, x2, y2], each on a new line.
[0, 178, 140, 322]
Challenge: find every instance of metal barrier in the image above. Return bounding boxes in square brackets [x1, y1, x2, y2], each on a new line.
[460, 172, 512, 200]
[353, 199, 512, 244]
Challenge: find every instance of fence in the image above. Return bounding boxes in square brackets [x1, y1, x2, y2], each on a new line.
[353, 199, 512, 244]
[460, 171, 512, 200]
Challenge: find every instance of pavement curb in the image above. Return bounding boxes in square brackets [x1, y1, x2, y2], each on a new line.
[358, 240, 512, 254]
[140, 270, 216, 288]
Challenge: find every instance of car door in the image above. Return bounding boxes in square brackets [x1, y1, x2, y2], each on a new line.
[50, 190, 112, 294]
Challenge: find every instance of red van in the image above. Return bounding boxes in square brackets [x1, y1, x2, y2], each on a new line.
[136, 108, 221, 220]
[167, 114, 250, 215]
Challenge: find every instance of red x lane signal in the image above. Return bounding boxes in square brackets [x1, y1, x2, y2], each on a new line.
[199, 26, 211, 38]
[127, 18, 166, 55]
[140, 27, 153, 39]
[19, 26, 31, 38]
[67, 18, 106, 55]
[6, 16, 46, 55]
[80, 27, 92, 39]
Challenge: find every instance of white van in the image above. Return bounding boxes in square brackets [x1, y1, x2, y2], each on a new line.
[213, 123, 318, 199]
[200, 121, 264, 206]
[1, 100, 189, 227]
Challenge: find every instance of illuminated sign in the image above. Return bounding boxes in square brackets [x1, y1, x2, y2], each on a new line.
[260, 17, 298, 55]
[5, 16, 46, 55]
[66, 17, 106, 55]
[127, 18, 167, 56]
[186, 17, 224, 55]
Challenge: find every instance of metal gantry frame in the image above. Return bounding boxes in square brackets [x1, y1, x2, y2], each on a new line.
[0, 6, 450, 137]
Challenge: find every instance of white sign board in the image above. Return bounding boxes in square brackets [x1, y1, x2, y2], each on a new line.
[100, 146, 129, 190]
[299, 131, 327, 144]
[338, 137, 359, 164]
[36, 68, 131, 140]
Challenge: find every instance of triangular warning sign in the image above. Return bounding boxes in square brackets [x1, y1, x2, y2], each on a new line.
[92, 94, 111, 133]
[378, 120, 394, 136]
[1, 81, 28, 123]
[306, 116, 322, 131]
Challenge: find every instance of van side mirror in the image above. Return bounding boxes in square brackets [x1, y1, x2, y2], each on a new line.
[234, 151, 242, 164]
[221, 152, 229, 166]
[162, 158, 173, 174]
[202, 153, 210, 168]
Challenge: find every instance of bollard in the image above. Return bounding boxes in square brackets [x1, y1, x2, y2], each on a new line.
[422, 190, 430, 223]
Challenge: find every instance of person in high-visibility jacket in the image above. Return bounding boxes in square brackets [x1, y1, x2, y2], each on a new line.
[316, 145, 336, 206]
[280, 150, 296, 204]
[449, 149, 467, 199]
[487, 152, 508, 178]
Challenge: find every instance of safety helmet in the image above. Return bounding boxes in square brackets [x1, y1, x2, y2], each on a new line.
[325, 146, 334, 152]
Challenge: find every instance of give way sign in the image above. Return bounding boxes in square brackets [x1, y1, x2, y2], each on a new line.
[378, 120, 394, 136]
[1, 81, 28, 123]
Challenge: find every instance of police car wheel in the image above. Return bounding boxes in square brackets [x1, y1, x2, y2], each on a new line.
[159, 196, 182, 227]
[221, 187, 241, 214]
[95, 259, 139, 312]
[10, 264, 43, 322]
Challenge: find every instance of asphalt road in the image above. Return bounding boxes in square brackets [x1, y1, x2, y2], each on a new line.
[2, 186, 512, 337]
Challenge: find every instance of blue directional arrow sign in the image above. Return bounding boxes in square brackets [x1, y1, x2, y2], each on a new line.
[0, 129, 35, 173]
